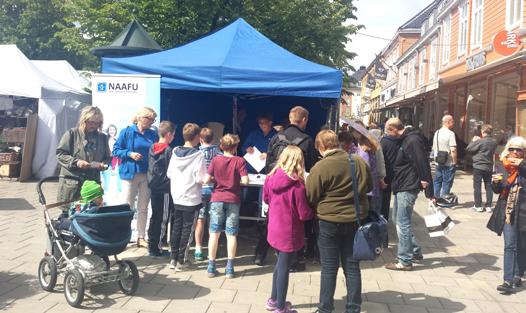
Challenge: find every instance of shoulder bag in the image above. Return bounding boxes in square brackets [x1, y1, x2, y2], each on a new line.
[435, 129, 449, 165]
[350, 156, 388, 261]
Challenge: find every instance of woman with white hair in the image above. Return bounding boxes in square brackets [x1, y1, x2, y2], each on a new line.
[488, 136, 526, 294]
[113, 107, 159, 248]
[56, 106, 111, 206]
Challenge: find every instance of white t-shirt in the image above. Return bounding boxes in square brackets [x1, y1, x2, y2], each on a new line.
[433, 127, 457, 165]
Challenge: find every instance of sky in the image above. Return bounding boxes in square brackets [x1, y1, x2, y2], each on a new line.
[347, 0, 433, 71]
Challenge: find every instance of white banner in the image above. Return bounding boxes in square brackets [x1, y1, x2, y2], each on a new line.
[92, 74, 161, 206]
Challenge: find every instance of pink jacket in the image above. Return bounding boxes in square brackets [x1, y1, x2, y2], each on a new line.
[263, 168, 313, 253]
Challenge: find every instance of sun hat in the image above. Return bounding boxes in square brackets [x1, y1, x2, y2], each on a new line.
[80, 180, 104, 203]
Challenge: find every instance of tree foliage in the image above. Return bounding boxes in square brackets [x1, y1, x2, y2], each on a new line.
[1, 0, 362, 74]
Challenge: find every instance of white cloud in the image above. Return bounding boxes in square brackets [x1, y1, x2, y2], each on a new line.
[348, 0, 433, 70]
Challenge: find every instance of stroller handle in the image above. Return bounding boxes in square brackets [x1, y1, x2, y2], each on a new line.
[37, 175, 82, 205]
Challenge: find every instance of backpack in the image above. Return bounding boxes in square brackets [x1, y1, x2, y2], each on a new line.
[267, 134, 307, 169]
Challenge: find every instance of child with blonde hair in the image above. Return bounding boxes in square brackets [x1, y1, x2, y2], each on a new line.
[263, 145, 313, 313]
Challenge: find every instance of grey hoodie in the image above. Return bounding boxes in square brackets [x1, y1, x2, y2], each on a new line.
[167, 146, 206, 206]
[466, 136, 497, 172]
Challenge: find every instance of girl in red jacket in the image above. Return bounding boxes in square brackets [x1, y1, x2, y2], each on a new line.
[263, 146, 313, 313]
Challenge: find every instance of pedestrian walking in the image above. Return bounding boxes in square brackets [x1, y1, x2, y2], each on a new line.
[263, 146, 313, 313]
[466, 124, 498, 212]
[487, 136, 526, 294]
[384, 118, 434, 271]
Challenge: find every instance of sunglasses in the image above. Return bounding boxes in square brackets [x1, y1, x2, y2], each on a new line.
[141, 116, 156, 122]
[86, 120, 102, 125]
[509, 147, 524, 152]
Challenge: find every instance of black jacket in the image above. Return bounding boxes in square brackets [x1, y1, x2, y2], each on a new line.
[381, 135, 402, 185]
[147, 143, 173, 193]
[487, 161, 526, 235]
[392, 127, 434, 197]
[466, 136, 497, 172]
[266, 125, 319, 172]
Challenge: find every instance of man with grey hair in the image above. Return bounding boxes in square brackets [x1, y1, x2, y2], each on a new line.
[432, 115, 457, 199]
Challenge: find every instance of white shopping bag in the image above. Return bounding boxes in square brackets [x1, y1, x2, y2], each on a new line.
[424, 201, 455, 237]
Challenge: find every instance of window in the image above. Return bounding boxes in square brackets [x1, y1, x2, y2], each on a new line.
[507, 0, 523, 29]
[442, 14, 451, 64]
[408, 57, 416, 90]
[458, 1, 468, 56]
[429, 37, 438, 80]
[471, 0, 484, 48]
[493, 75, 519, 147]
[419, 49, 426, 86]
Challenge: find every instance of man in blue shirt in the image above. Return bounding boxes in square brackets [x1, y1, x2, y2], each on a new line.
[242, 114, 276, 173]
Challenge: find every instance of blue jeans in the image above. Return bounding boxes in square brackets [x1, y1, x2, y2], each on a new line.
[434, 165, 456, 198]
[394, 190, 421, 266]
[317, 220, 361, 313]
[503, 223, 526, 282]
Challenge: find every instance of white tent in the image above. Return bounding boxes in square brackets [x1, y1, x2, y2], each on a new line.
[0, 45, 91, 179]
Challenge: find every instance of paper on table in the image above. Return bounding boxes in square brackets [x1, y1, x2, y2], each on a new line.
[243, 146, 266, 173]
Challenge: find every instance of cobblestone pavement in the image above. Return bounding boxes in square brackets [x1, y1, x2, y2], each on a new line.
[0, 170, 525, 312]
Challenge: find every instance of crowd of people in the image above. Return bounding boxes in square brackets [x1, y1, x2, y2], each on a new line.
[55, 104, 526, 313]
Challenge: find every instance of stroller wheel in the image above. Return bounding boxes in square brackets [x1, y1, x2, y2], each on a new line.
[64, 269, 85, 308]
[117, 260, 139, 295]
[38, 256, 57, 291]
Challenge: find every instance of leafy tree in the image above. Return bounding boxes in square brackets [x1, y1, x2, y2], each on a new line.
[0, 0, 84, 67]
[3, 0, 362, 74]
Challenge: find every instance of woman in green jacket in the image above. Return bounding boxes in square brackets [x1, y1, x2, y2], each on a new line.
[56, 106, 111, 206]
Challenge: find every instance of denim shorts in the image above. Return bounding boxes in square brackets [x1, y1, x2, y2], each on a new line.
[198, 194, 211, 219]
[209, 202, 240, 235]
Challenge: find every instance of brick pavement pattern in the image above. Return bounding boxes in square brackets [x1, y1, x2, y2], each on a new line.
[0, 170, 525, 312]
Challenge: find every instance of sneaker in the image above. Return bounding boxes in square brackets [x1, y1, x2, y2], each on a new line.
[513, 277, 523, 288]
[207, 264, 218, 278]
[265, 298, 292, 311]
[225, 267, 235, 279]
[169, 259, 176, 269]
[385, 262, 413, 271]
[194, 251, 205, 261]
[174, 262, 187, 272]
[412, 254, 424, 263]
[485, 207, 493, 213]
[472, 206, 485, 212]
[136, 237, 148, 248]
[497, 281, 513, 294]
[148, 250, 170, 259]
[254, 255, 264, 266]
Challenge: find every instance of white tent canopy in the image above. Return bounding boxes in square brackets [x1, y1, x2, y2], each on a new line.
[0, 45, 91, 179]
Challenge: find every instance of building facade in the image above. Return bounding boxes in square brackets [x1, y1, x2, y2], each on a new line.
[363, 0, 526, 149]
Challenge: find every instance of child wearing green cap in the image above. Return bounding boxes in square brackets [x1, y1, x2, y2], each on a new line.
[57, 180, 105, 230]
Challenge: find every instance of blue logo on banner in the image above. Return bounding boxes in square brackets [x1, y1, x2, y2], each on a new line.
[97, 82, 107, 92]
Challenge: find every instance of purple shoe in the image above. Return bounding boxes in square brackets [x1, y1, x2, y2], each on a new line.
[265, 298, 292, 311]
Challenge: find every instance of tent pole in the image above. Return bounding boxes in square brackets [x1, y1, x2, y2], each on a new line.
[233, 96, 238, 135]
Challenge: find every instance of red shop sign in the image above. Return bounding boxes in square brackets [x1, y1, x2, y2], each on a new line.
[493, 30, 520, 56]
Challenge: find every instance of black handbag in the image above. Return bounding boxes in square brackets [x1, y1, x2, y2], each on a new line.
[434, 129, 449, 165]
[350, 156, 388, 261]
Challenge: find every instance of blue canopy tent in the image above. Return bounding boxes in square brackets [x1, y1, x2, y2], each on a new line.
[102, 18, 343, 142]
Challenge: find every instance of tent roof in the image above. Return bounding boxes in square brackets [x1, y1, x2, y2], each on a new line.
[0, 45, 87, 99]
[91, 20, 162, 57]
[32, 60, 90, 93]
[102, 18, 342, 99]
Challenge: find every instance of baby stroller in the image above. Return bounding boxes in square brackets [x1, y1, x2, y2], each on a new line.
[37, 175, 139, 307]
